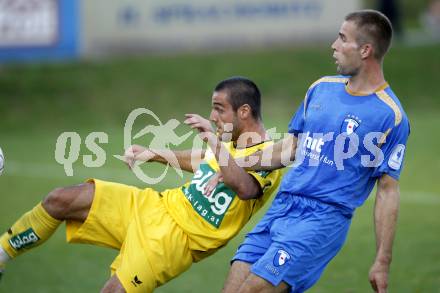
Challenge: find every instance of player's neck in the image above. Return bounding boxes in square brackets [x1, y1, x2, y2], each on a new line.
[348, 62, 386, 95]
[235, 123, 268, 149]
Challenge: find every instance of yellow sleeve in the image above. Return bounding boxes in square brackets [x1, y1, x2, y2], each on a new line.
[248, 170, 279, 196]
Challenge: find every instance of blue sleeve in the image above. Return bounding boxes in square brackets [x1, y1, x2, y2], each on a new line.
[372, 116, 410, 180]
[287, 101, 305, 136]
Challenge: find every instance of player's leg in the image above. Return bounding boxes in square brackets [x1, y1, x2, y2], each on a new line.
[222, 199, 278, 292]
[0, 183, 94, 271]
[222, 261, 252, 292]
[101, 275, 126, 293]
[242, 197, 352, 292]
[238, 274, 289, 293]
[223, 261, 288, 293]
[42, 182, 94, 222]
[109, 187, 193, 292]
[223, 218, 278, 292]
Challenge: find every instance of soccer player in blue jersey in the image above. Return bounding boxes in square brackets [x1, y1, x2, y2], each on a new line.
[222, 10, 410, 293]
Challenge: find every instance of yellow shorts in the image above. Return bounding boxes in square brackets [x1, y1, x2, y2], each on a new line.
[66, 179, 193, 292]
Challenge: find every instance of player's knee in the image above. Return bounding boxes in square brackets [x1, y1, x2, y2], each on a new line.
[223, 261, 252, 293]
[238, 274, 289, 293]
[43, 187, 74, 220]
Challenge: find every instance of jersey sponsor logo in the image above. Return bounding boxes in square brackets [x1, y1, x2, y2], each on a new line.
[388, 144, 405, 170]
[273, 249, 291, 267]
[303, 131, 325, 153]
[341, 115, 361, 135]
[182, 163, 235, 228]
[296, 132, 334, 167]
[8, 228, 40, 251]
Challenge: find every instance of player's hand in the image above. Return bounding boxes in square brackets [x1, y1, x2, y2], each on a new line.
[184, 114, 213, 133]
[203, 172, 224, 197]
[123, 145, 156, 169]
[184, 113, 219, 145]
[368, 261, 389, 293]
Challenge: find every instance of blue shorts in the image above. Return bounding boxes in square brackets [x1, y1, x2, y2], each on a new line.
[232, 193, 352, 293]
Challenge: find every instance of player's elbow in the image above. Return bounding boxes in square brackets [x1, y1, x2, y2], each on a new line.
[235, 183, 261, 200]
[377, 175, 400, 202]
[222, 174, 261, 200]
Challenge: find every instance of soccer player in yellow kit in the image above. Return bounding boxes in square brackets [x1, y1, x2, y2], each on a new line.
[0, 77, 281, 292]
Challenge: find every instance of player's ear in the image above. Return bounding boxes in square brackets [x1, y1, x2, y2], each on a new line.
[238, 104, 251, 119]
[360, 43, 373, 59]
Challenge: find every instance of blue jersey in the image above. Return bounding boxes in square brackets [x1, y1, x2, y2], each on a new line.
[280, 76, 410, 212]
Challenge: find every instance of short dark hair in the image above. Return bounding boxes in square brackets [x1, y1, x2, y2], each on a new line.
[345, 10, 393, 60]
[214, 76, 262, 120]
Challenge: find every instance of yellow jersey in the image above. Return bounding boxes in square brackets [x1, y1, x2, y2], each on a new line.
[162, 141, 281, 260]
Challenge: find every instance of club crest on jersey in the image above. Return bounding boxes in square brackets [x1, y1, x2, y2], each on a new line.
[273, 249, 291, 267]
[388, 144, 405, 170]
[341, 115, 361, 135]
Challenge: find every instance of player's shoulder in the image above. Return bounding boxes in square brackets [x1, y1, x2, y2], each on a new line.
[374, 85, 409, 128]
[308, 75, 349, 90]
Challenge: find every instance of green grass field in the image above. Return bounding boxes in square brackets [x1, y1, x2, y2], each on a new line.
[0, 43, 439, 292]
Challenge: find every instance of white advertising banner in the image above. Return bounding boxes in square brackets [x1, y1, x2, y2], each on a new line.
[81, 0, 360, 54]
[0, 0, 58, 47]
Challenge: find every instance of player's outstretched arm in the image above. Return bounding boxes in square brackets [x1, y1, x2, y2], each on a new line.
[123, 144, 205, 173]
[369, 174, 400, 293]
[237, 134, 298, 172]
